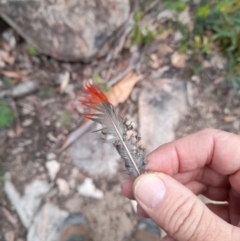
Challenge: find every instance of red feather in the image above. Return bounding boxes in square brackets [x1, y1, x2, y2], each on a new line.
[80, 83, 109, 119]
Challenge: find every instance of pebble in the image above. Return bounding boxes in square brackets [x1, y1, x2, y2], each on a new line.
[178, 8, 191, 25]
[56, 178, 70, 196]
[157, 10, 175, 23]
[174, 30, 183, 42]
[47, 152, 57, 161]
[45, 160, 60, 180]
[11, 81, 38, 98]
[7, 130, 16, 138]
[78, 178, 104, 199]
[171, 51, 187, 68]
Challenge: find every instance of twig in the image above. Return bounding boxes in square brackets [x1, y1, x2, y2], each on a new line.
[58, 121, 93, 152]
[108, 64, 136, 86]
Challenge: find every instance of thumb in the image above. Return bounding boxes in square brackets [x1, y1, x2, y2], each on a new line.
[133, 173, 240, 241]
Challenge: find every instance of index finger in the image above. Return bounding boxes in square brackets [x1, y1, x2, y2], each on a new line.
[146, 128, 240, 176]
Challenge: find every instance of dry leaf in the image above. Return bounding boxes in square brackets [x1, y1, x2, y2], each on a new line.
[15, 122, 23, 137]
[214, 77, 224, 85]
[0, 70, 22, 79]
[223, 116, 237, 122]
[106, 71, 143, 106]
[171, 51, 187, 68]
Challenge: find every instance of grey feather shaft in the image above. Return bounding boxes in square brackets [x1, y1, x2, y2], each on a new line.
[109, 115, 141, 176]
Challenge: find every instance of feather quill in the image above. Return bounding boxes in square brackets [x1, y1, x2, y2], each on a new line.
[80, 83, 146, 177]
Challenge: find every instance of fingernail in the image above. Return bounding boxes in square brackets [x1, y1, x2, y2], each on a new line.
[135, 174, 166, 209]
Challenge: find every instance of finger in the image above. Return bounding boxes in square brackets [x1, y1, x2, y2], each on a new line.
[230, 169, 240, 195]
[160, 235, 175, 241]
[203, 186, 229, 201]
[206, 203, 230, 222]
[137, 204, 149, 218]
[182, 181, 229, 201]
[121, 179, 134, 200]
[147, 128, 240, 176]
[229, 189, 240, 226]
[185, 181, 206, 195]
[173, 167, 229, 188]
[133, 173, 240, 241]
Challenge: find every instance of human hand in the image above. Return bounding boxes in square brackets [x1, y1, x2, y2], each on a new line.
[122, 129, 240, 241]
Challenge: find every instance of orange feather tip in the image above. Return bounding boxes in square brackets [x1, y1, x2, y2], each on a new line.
[82, 83, 109, 105]
[80, 83, 109, 119]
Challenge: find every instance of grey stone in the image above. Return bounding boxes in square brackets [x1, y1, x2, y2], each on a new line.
[11, 80, 38, 98]
[69, 125, 120, 177]
[139, 79, 188, 152]
[4, 175, 51, 228]
[0, 0, 130, 61]
[27, 203, 68, 241]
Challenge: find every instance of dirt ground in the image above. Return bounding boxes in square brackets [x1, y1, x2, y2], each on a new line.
[0, 6, 240, 241]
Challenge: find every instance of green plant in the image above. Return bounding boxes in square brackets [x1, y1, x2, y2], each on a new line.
[194, 0, 240, 87]
[0, 100, 15, 129]
[28, 45, 39, 55]
[131, 11, 155, 46]
[59, 111, 74, 128]
[165, 0, 190, 12]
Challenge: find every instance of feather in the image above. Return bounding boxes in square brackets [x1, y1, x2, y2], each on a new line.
[80, 83, 146, 177]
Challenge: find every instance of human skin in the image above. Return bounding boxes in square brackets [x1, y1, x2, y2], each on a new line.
[121, 129, 240, 241]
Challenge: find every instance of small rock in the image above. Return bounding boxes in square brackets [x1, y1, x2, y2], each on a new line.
[56, 178, 70, 196]
[191, 75, 201, 84]
[171, 51, 187, 68]
[12, 147, 24, 155]
[210, 53, 227, 69]
[47, 132, 57, 142]
[224, 108, 230, 115]
[11, 81, 38, 98]
[178, 8, 191, 25]
[157, 10, 175, 23]
[78, 178, 104, 199]
[174, 30, 183, 42]
[22, 119, 33, 127]
[2, 29, 16, 49]
[46, 152, 56, 161]
[203, 60, 211, 68]
[45, 160, 60, 180]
